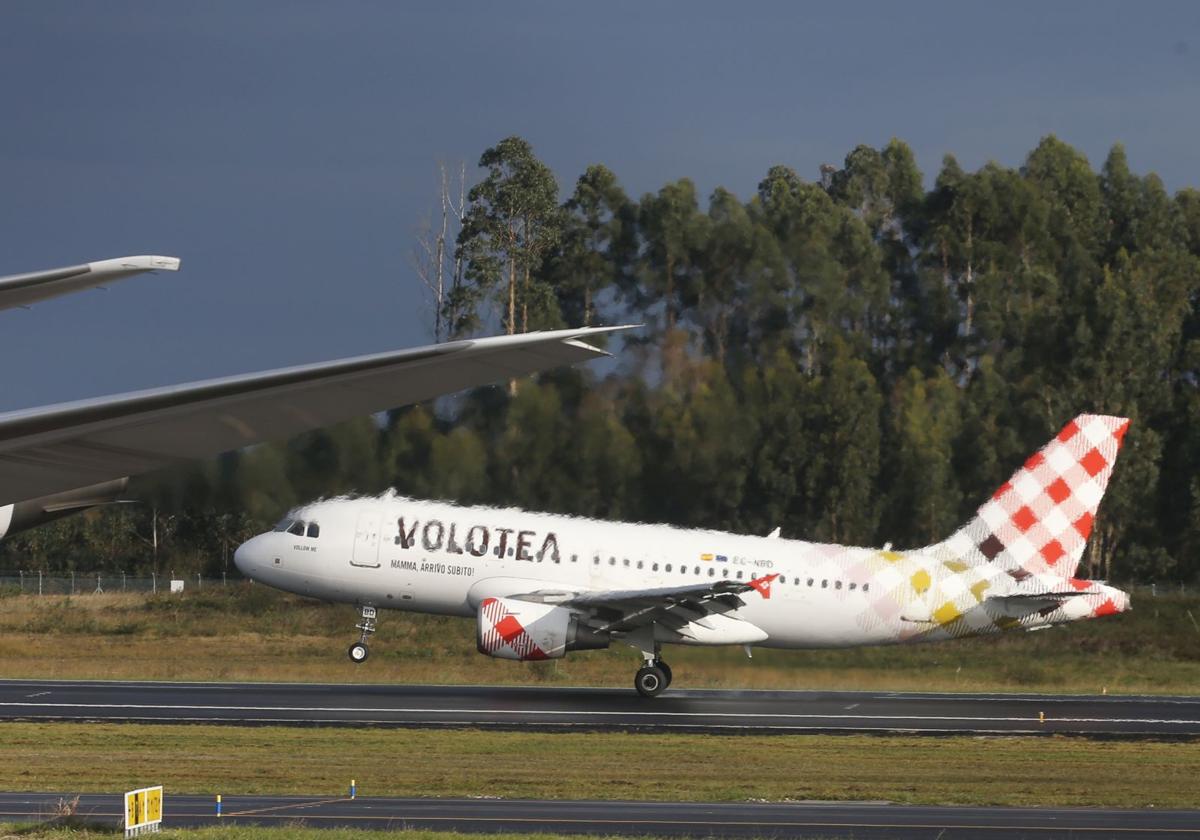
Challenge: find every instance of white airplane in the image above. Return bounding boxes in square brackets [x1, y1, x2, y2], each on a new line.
[0, 256, 631, 539]
[235, 413, 1134, 697]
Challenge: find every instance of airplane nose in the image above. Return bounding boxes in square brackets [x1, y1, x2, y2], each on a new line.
[234, 535, 264, 578]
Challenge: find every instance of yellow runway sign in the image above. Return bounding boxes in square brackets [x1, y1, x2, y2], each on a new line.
[124, 785, 162, 837]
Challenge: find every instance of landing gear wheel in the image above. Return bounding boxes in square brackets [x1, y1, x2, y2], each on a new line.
[657, 661, 673, 688]
[634, 665, 668, 698]
[348, 604, 377, 664]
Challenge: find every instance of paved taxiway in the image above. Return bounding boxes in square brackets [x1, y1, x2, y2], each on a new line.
[2, 792, 1197, 838]
[1, 679, 1198, 736]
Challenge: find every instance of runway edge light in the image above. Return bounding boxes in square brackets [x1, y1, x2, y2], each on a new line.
[123, 785, 162, 837]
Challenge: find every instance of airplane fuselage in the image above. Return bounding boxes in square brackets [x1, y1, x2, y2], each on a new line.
[235, 493, 1128, 651]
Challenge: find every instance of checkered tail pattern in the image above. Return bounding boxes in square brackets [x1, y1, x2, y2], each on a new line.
[937, 414, 1130, 579]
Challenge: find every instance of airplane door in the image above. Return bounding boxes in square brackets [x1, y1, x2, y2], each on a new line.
[351, 511, 381, 568]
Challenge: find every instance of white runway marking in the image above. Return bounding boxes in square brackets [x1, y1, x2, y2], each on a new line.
[0, 701, 1195, 726]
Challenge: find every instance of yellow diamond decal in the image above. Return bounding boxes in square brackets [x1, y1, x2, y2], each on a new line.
[910, 570, 931, 593]
[880, 551, 902, 563]
[933, 601, 962, 625]
[943, 560, 968, 573]
[970, 580, 990, 603]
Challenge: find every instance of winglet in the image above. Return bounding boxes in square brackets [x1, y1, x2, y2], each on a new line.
[87, 255, 181, 273]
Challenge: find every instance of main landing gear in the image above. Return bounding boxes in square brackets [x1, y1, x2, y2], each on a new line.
[628, 626, 673, 698]
[634, 658, 673, 698]
[348, 605, 377, 663]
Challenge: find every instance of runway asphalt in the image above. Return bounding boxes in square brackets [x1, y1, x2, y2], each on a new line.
[2, 792, 1198, 839]
[1, 678, 1199, 736]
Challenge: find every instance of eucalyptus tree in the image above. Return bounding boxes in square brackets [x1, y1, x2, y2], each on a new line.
[456, 136, 563, 338]
[550, 164, 637, 328]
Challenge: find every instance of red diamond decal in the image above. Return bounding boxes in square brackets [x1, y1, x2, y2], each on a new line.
[1057, 420, 1079, 443]
[1012, 506, 1037, 532]
[1114, 421, 1130, 445]
[1046, 478, 1071, 504]
[1080, 448, 1107, 477]
[494, 615, 525, 643]
[1094, 599, 1119, 617]
[1024, 452, 1045, 471]
[1074, 512, 1094, 540]
[992, 481, 1012, 501]
[1040, 539, 1066, 565]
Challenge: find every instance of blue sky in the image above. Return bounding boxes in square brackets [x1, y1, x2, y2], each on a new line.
[2, 1, 1197, 409]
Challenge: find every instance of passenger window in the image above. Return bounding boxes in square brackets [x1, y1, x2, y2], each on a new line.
[736, 571, 743, 580]
[863, 583, 870, 593]
[637, 560, 644, 570]
[849, 582, 857, 590]
[721, 568, 728, 578]
[708, 567, 715, 577]
[821, 579, 828, 588]
[306, 522, 320, 539]
[593, 557, 599, 565]
[695, 567, 701, 575]
[807, 578, 814, 587]
[609, 558, 616, 566]
[665, 564, 672, 572]
[571, 554, 578, 563]
[652, 563, 659, 572]
[779, 576, 786, 584]
[287, 521, 306, 537]
[623, 558, 630, 567]
[835, 580, 842, 590]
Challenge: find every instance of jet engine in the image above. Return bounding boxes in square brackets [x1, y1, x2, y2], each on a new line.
[476, 597, 609, 660]
[0, 478, 130, 540]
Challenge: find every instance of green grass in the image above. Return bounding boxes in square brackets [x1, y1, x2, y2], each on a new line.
[0, 586, 1198, 693]
[2, 723, 1198, 808]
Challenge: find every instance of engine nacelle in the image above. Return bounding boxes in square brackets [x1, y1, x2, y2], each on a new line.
[477, 597, 609, 661]
[0, 478, 130, 540]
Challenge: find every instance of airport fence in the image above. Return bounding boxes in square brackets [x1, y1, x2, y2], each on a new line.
[0, 570, 240, 595]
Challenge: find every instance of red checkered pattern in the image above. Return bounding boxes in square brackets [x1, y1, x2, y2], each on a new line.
[941, 414, 1129, 579]
[478, 597, 549, 660]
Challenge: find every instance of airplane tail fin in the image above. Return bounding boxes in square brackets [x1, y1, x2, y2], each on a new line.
[937, 414, 1130, 579]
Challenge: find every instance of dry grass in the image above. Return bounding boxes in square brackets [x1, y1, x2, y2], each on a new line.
[0, 586, 1198, 693]
[2, 722, 1199, 808]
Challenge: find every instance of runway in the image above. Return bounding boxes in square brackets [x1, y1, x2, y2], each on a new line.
[2, 679, 1199, 736]
[1, 792, 1197, 838]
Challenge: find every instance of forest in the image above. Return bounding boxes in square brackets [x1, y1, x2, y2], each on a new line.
[4, 134, 1199, 583]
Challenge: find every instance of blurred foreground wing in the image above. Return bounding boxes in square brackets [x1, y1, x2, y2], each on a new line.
[0, 255, 180, 311]
[0, 325, 633, 506]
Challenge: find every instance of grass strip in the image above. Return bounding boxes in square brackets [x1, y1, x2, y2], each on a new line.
[1, 723, 1198, 809]
[1, 589, 1199, 693]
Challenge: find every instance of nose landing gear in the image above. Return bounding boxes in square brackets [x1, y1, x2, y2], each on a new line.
[348, 605, 377, 664]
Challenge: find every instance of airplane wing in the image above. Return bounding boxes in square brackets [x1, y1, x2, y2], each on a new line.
[0, 255, 180, 311]
[510, 575, 777, 644]
[0, 325, 632, 507]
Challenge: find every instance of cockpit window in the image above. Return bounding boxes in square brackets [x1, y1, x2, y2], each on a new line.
[287, 520, 306, 537]
[273, 518, 293, 532]
[306, 522, 320, 539]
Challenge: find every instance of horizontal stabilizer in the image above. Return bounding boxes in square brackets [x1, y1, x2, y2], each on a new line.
[985, 591, 1089, 618]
